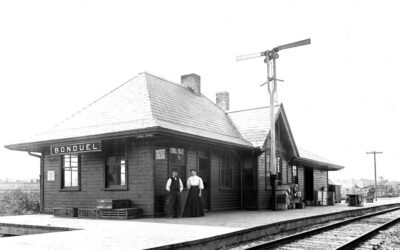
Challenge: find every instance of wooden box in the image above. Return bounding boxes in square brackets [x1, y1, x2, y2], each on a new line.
[53, 207, 78, 217]
[295, 202, 305, 209]
[100, 208, 142, 220]
[327, 192, 335, 205]
[276, 194, 288, 210]
[78, 208, 100, 218]
[96, 199, 130, 209]
[348, 194, 363, 207]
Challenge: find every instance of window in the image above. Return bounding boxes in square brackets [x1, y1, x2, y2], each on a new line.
[62, 154, 79, 189]
[287, 164, 293, 184]
[169, 148, 185, 164]
[106, 156, 126, 187]
[169, 147, 186, 186]
[155, 149, 166, 160]
[292, 165, 298, 184]
[220, 153, 232, 188]
[105, 140, 127, 189]
[276, 156, 282, 183]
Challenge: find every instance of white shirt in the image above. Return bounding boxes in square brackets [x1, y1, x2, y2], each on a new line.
[166, 177, 183, 192]
[187, 175, 204, 190]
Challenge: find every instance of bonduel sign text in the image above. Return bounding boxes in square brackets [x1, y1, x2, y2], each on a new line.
[51, 141, 101, 155]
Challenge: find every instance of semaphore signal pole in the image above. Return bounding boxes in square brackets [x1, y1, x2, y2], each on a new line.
[366, 150, 383, 201]
[236, 39, 311, 210]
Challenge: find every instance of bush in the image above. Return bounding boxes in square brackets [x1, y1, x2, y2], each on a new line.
[0, 189, 40, 216]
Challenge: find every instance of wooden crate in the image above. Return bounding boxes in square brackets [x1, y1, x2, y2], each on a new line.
[276, 194, 288, 210]
[100, 208, 142, 220]
[348, 194, 363, 207]
[53, 208, 78, 217]
[327, 192, 335, 205]
[78, 208, 100, 218]
[96, 199, 130, 209]
[295, 202, 305, 209]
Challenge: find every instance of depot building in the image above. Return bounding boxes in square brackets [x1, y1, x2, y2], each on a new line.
[5, 72, 344, 217]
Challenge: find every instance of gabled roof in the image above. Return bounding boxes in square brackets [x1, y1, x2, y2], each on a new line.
[228, 105, 299, 157]
[228, 105, 344, 171]
[5, 72, 252, 151]
[227, 106, 271, 148]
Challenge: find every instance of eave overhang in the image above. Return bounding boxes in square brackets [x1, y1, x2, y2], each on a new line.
[4, 126, 253, 153]
[292, 157, 344, 171]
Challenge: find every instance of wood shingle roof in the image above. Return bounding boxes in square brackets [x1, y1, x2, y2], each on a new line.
[6, 72, 251, 150]
[5, 71, 344, 170]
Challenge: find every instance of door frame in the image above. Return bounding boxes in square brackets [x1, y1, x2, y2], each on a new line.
[304, 167, 314, 201]
[198, 153, 211, 210]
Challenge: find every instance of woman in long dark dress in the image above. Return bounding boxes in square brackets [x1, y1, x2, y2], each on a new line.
[183, 169, 204, 217]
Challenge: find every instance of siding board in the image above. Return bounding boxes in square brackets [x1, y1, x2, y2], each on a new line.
[43, 145, 154, 216]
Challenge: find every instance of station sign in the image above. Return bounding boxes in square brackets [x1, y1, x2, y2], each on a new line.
[51, 141, 102, 155]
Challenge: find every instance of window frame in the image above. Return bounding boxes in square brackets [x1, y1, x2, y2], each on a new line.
[276, 156, 283, 184]
[168, 147, 187, 188]
[243, 158, 254, 190]
[60, 154, 81, 191]
[287, 163, 293, 184]
[219, 152, 233, 189]
[292, 164, 298, 184]
[104, 139, 128, 191]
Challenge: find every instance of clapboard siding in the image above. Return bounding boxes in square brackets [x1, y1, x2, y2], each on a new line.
[257, 152, 270, 209]
[43, 144, 154, 216]
[313, 169, 328, 191]
[298, 166, 305, 197]
[282, 159, 287, 184]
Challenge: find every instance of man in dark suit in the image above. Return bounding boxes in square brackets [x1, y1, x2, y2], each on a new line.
[165, 170, 183, 218]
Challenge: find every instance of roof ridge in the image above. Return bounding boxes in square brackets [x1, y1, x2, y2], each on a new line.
[156, 117, 252, 143]
[49, 73, 142, 131]
[227, 106, 274, 114]
[143, 71, 185, 88]
[144, 71, 217, 96]
[143, 73, 159, 127]
[197, 92, 251, 143]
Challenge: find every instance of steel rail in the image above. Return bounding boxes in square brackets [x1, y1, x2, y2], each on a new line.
[246, 206, 400, 250]
[335, 215, 400, 250]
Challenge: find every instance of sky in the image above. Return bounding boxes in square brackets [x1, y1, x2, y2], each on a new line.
[0, 0, 399, 181]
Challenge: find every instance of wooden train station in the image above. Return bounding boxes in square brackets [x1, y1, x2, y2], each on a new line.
[5, 72, 344, 217]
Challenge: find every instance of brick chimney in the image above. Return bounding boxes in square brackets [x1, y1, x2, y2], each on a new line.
[181, 74, 201, 95]
[216, 91, 230, 111]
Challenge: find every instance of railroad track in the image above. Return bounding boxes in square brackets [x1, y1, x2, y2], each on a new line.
[243, 207, 400, 250]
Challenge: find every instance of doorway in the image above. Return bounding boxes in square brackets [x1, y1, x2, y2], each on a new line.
[304, 167, 314, 201]
[199, 156, 211, 210]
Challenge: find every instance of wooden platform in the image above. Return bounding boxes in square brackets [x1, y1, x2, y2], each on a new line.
[0, 198, 398, 250]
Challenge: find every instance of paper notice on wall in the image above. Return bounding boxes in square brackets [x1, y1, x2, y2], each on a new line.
[47, 170, 55, 181]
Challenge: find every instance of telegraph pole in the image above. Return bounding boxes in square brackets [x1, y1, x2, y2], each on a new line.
[237, 39, 311, 210]
[366, 151, 383, 201]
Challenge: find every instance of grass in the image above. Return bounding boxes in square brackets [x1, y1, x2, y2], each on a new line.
[0, 189, 40, 216]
